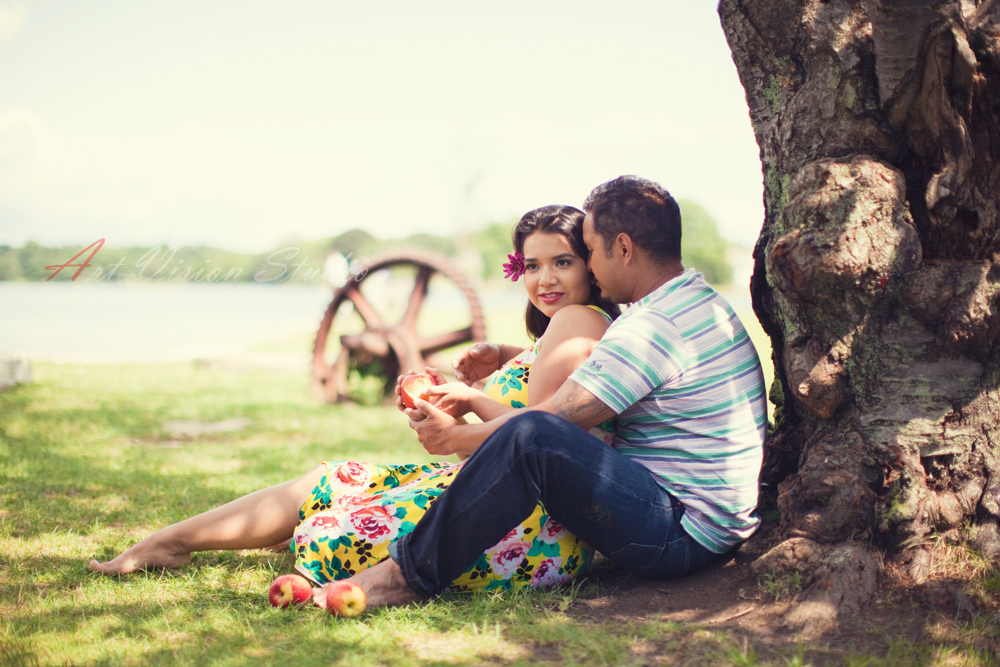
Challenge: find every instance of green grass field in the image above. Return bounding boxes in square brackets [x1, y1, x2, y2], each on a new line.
[3, 361, 1000, 666]
[8, 290, 987, 667]
[0, 362, 763, 667]
[0, 304, 799, 667]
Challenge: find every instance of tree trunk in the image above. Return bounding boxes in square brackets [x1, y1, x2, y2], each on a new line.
[719, 0, 1000, 628]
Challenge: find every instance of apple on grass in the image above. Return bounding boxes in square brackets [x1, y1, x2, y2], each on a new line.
[268, 574, 313, 608]
[400, 372, 435, 409]
[324, 581, 367, 618]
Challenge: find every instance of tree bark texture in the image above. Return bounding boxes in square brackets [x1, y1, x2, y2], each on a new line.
[719, 0, 1000, 555]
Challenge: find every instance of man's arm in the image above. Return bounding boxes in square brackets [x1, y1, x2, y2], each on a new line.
[407, 379, 616, 458]
[545, 379, 616, 429]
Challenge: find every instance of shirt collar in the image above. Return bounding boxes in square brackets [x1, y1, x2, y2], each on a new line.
[621, 268, 697, 316]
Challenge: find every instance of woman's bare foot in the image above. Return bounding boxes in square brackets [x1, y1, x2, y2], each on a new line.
[88, 536, 191, 575]
[312, 558, 422, 609]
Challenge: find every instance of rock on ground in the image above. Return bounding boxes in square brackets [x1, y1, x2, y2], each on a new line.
[0, 353, 31, 392]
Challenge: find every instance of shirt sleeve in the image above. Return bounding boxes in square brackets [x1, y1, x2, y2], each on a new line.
[568, 307, 688, 414]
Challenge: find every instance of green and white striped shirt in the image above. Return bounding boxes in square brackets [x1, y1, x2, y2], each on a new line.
[570, 269, 767, 553]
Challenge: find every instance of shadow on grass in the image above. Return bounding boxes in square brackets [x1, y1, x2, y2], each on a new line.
[0, 374, 364, 541]
[7, 367, 999, 666]
[0, 437, 259, 541]
[2, 600, 412, 667]
[6, 555, 998, 667]
[3, 570, 607, 667]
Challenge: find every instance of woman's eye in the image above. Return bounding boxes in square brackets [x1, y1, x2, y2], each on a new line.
[525, 263, 539, 271]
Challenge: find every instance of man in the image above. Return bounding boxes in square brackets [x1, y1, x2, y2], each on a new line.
[346, 175, 767, 606]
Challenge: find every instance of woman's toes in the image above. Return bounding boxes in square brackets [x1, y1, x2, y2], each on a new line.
[312, 584, 329, 609]
[88, 557, 131, 575]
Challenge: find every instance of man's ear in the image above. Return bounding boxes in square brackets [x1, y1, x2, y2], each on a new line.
[616, 233, 637, 267]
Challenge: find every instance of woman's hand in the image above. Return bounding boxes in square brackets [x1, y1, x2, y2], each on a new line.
[452, 343, 502, 386]
[394, 367, 448, 419]
[421, 382, 483, 417]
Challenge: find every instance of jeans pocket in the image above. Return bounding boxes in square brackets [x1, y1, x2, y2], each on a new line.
[607, 542, 665, 577]
[659, 531, 693, 578]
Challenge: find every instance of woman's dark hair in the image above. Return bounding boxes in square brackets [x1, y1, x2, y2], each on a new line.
[512, 205, 621, 340]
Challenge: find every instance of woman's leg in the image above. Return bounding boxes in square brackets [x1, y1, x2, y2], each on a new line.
[297, 460, 591, 609]
[89, 463, 329, 575]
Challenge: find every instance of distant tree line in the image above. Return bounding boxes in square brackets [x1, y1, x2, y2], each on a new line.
[1, 200, 734, 285]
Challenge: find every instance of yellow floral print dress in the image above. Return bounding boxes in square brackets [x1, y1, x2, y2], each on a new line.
[292, 311, 613, 592]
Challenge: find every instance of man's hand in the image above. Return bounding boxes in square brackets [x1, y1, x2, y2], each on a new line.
[408, 398, 462, 456]
[452, 343, 502, 386]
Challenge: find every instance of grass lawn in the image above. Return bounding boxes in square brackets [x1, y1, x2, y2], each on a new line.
[2, 362, 996, 666]
[0, 362, 728, 666]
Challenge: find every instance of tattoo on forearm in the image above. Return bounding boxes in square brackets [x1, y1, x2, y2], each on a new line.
[551, 382, 607, 426]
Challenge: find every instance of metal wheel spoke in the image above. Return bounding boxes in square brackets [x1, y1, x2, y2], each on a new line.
[313, 250, 486, 403]
[419, 327, 474, 356]
[340, 332, 390, 358]
[345, 286, 385, 329]
[330, 347, 351, 403]
[401, 266, 433, 329]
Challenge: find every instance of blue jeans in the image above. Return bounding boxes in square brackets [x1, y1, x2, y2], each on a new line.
[388, 412, 726, 598]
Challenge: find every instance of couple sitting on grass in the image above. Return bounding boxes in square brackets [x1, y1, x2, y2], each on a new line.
[91, 175, 768, 609]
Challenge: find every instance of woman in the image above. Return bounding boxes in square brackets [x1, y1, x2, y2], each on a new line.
[90, 205, 619, 598]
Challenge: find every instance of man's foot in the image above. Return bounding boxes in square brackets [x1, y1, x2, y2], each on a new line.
[312, 558, 422, 609]
[88, 537, 191, 575]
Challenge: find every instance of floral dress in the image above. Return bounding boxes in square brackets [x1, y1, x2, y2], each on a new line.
[292, 308, 613, 592]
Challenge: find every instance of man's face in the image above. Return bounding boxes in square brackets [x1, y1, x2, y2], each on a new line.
[583, 213, 622, 303]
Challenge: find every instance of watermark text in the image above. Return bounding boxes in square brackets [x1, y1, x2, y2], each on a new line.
[45, 241, 367, 284]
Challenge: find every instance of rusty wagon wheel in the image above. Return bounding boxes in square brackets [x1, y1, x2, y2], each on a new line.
[312, 249, 487, 403]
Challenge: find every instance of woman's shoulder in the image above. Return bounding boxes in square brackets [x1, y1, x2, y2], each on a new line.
[585, 304, 614, 322]
[546, 304, 612, 337]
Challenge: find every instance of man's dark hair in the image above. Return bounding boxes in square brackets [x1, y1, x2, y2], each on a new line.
[582, 176, 682, 260]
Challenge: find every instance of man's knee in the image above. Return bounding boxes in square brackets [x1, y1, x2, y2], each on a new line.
[493, 411, 583, 456]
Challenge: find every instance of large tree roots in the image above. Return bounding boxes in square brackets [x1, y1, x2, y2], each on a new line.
[751, 535, 994, 635]
[754, 538, 880, 636]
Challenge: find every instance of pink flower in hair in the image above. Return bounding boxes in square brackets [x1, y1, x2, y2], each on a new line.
[503, 252, 525, 281]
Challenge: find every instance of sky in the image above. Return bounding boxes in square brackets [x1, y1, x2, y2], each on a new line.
[0, 1, 765, 254]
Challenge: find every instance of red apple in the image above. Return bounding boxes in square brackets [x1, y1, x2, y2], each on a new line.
[268, 573, 313, 608]
[325, 580, 367, 618]
[400, 372, 435, 409]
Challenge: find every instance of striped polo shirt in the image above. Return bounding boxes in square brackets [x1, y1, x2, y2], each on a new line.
[569, 269, 767, 553]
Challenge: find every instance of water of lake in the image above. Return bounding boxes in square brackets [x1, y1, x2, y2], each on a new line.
[0, 282, 326, 362]
[0, 279, 752, 364]
[0, 280, 534, 363]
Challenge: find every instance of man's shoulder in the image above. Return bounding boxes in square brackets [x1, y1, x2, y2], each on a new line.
[647, 270, 724, 312]
[614, 271, 725, 331]
[602, 300, 681, 343]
